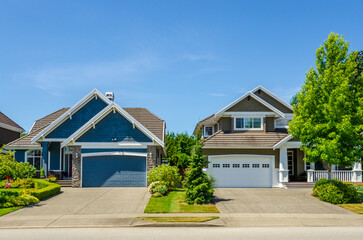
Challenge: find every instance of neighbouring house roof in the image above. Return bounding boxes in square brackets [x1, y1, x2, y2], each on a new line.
[5, 108, 69, 149]
[0, 111, 24, 133]
[202, 130, 289, 148]
[123, 108, 165, 142]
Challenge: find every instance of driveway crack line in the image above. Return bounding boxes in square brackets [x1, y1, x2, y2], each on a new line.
[73, 189, 112, 215]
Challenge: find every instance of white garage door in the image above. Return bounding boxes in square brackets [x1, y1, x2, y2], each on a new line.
[207, 155, 274, 188]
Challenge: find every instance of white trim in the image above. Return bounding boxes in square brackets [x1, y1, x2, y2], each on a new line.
[82, 151, 147, 158]
[6, 147, 41, 150]
[32, 89, 112, 144]
[42, 138, 66, 142]
[233, 117, 264, 131]
[208, 154, 275, 159]
[214, 87, 287, 119]
[28, 121, 36, 133]
[0, 122, 24, 133]
[222, 111, 278, 117]
[203, 146, 272, 149]
[273, 135, 293, 150]
[204, 126, 214, 137]
[24, 149, 43, 172]
[76, 142, 151, 149]
[61, 103, 164, 148]
[48, 151, 51, 172]
[283, 141, 302, 149]
[251, 85, 294, 111]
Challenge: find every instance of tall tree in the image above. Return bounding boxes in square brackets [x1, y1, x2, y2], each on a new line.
[289, 33, 363, 179]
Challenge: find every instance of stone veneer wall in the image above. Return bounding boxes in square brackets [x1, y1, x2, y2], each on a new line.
[72, 146, 82, 188]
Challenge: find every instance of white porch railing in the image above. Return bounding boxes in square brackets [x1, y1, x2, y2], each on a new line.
[307, 170, 353, 182]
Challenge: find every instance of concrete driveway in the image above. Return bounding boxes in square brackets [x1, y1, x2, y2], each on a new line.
[6, 187, 150, 217]
[214, 188, 354, 214]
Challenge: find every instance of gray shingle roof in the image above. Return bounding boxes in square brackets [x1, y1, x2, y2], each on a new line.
[5, 108, 69, 149]
[203, 130, 289, 148]
[0, 111, 24, 132]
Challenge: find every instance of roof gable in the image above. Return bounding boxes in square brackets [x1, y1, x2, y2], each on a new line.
[32, 89, 111, 143]
[226, 97, 272, 112]
[61, 103, 164, 148]
[252, 87, 293, 113]
[0, 112, 24, 133]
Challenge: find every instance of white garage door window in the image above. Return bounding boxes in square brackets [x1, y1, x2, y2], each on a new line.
[207, 155, 274, 188]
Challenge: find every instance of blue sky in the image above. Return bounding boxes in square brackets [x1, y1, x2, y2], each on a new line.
[1, 1, 363, 134]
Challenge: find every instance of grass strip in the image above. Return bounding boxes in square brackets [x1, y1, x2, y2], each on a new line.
[138, 216, 219, 223]
[144, 189, 219, 213]
[0, 206, 22, 217]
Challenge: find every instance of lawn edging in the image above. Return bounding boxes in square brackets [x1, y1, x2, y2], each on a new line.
[30, 179, 61, 200]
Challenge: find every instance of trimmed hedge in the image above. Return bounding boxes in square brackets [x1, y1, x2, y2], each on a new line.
[30, 179, 61, 200]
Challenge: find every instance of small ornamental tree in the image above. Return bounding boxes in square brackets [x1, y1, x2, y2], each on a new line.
[289, 33, 363, 179]
[184, 143, 213, 204]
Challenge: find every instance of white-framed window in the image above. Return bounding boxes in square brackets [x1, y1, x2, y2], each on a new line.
[234, 117, 263, 130]
[204, 126, 214, 137]
[275, 118, 292, 129]
[26, 150, 43, 171]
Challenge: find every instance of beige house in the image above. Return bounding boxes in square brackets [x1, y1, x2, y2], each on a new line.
[194, 86, 362, 188]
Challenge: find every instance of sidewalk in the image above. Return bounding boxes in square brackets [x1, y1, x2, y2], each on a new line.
[1, 212, 362, 228]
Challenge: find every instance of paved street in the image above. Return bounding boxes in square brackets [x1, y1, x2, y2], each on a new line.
[1, 227, 363, 240]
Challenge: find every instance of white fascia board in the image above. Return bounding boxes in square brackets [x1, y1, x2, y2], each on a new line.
[77, 142, 151, 149]
[222, 111, 278, 117]
[82, 151, 147, 158]
[202, 146, 273, 149]
[273, 135, 293, 150]
[251, 85, 294, 111]
[0, 123, 24, 133]
[214, 91, 251, 117]
[61, 103, 164, 148]
[250, 93, 285, 118]
[5, 146, 42, 150]
[42, 138, 66, 142]
[28, 121, 36, 133]
[32, 89, 111, 144]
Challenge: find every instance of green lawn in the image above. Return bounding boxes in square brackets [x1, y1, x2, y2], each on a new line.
[0, 207, 22, 217]
[338, 191, 363, 214]
[144, 189, 219, 213]
[138, 216, 219, 223]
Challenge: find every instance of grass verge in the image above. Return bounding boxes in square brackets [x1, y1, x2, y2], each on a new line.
[144, 189, 219, 213]
[138, 216, 219, 223]
[339, 203, 363, 214]
[0, 206, 22, 217]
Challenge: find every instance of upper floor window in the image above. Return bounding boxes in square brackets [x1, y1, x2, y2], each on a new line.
[26, 150, 42, 171]
[204, 126, 214, 137]
[275, 118, 292, 129]
[234, 117, 263, 130]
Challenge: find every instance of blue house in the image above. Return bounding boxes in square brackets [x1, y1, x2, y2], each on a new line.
[5, 89, 166, 187]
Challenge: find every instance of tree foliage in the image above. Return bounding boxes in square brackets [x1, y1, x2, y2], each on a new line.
[183, 143, 214, 204]
[165, 132, 197, 176]
[289, 33, 363, 177]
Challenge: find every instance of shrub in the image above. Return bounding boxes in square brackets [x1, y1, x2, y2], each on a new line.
[40, 168, 45, 177]
[147, 164, 181, 190]
[184, 144, 214, 204]
[148, 181, 168, 196]
[30, 179, 61, 200]
[9, 194, 39, 206]
[314, 178, 329, 189]
[313, 178, 360, 204]
[0, 149, 36, 180]
[152, 192, 163, 198]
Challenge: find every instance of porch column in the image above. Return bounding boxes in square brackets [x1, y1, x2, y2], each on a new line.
[41, 142, 49, 177]
[72, 146, 82, 188]
[279, 146, 289, 183]
[352, 162, 362, 183]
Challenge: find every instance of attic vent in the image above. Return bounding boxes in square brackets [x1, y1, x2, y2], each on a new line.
[105, 92, 114, 102]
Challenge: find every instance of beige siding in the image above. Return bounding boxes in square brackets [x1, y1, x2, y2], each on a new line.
[218, 117, 231, 132]
[202, 148, 280, 168]
[253, 89, 293, 113]
[226, 97, 271, 112]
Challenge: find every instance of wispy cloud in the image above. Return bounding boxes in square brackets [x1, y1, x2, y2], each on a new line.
[15, 54, 161, 96]
[181, 53, 216, 62]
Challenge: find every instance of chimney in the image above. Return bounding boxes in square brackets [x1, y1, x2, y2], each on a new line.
[105, 92, 114, 102]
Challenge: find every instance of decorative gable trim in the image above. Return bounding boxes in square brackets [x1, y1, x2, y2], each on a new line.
[273, 134, 293, 150]
[61, 103, 164, 148]
[31, 89, 111, 144]
[214, 90, 286, 119]
[251, 85, 294, 111]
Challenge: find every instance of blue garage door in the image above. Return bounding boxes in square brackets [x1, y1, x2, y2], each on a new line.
[82, 155, 146, 187]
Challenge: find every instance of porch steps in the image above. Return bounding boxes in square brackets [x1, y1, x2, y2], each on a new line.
[285, 182, 314, 188]
[56, 180, 72, 187]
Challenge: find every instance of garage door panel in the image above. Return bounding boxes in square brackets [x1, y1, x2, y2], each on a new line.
[82, 155, 146, 187]
[208, 156, 273, 188]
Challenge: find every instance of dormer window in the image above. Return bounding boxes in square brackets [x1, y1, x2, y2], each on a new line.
[234, 117, 263, 130]
[204, 126, 214, 137]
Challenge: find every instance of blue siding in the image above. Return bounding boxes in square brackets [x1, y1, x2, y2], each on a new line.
[82, 148, 147, 154]
[82, 155, 146, 187]
[46, 97, 108, 138]
[76, 111, 152, 143]
[14, 150, 26, 162]
[49, 142, 61, 170]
